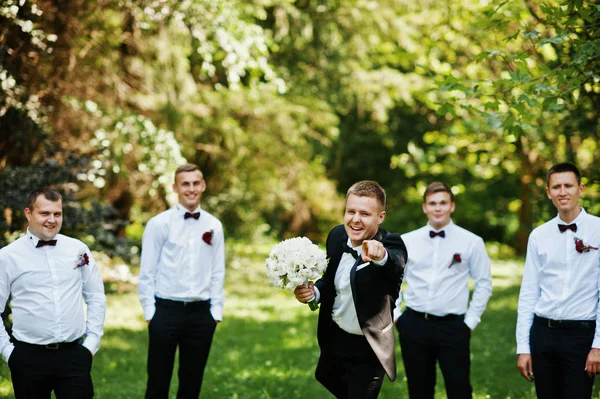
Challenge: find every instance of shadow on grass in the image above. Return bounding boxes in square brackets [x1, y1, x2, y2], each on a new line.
[203, 315, 328, 398]
[0, 317, 327, 399]
[93, 313, 330, 399]
[378, 285, 534, 399]
[2, 285, 600, 399]
[389, 284, 600, 399]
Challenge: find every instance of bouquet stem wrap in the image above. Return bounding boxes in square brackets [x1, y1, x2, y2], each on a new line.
[305, 281, 319, 311]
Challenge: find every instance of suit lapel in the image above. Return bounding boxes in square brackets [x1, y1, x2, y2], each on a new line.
[373, 229, 383, 242]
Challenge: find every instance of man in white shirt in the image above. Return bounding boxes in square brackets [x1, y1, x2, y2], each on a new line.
[138, 163, 225, 399]
[394, 181, 492, 399]
[0, 188, 106, 398]
[516, 162, 600, 398]
[294, 180, 407, 398]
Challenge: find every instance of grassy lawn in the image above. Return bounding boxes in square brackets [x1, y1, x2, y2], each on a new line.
[1, 244, 598, 398]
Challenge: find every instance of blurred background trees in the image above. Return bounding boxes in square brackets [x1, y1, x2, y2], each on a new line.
[1, 0, 598, 258]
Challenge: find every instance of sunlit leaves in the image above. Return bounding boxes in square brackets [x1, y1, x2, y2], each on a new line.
[129, 0, 276, 88]
[0, 0, 56, 51]
[66, 98, 186, 204]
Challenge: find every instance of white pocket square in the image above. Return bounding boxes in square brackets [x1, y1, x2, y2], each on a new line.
[356, 262, 370, 271]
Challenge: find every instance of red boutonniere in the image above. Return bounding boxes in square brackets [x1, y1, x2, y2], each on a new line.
[74, 250, 90, 269]
[202, 230, 214, 245]
[448, 253, 461, 268]
[574, 237, 598, 253]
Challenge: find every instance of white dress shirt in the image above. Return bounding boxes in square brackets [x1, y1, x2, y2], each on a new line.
[328, 239, 388, 335]
[516, 208, 600, 354]
[138, 205, 226, 321]
[394, 221, 492, 330]
[0, 230, 106, 362]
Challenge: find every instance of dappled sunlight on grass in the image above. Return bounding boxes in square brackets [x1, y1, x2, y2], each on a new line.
[101, 333, 142, 351]
[103, 291, 146, 331]
[4, 245, 600, 398]
[226, 291, 317, 322]
[486, 285, 521, 311]
[490, 259, 525, 288]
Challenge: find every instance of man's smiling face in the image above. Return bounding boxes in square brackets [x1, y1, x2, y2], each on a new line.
[344, 194, 385, 247]
[546, 171, 584, 220]
[25, 195, 63, 241]
[173, 170, 206, 212]
[422, 191, 455, 230]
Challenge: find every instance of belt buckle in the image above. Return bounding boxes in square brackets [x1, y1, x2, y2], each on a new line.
[45, 343, 60, 350]
[547, 319, 557, 328]
[424, 313, 431, 321]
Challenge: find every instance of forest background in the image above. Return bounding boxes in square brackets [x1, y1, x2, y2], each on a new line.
[0, 0, 599, 397]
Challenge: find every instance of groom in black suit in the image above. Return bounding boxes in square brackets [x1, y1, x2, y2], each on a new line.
[295, 180, 407, 398]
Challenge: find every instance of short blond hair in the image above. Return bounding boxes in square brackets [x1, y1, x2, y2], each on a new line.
[174, 164, 203, 182]
[346, 180, 386, 209]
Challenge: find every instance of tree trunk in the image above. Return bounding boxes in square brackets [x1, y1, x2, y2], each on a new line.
[516, 137, 535, 255]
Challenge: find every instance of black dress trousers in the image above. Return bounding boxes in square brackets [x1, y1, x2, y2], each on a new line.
[145, 298, 216, 399]
[315, 322, 385, 399]
[9, 339, 94, 399]
[530, 315, 595, 399]
[396, 308, 472, 399]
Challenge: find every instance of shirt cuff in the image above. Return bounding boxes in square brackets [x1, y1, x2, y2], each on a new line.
[211, 306, 223, 322]
[143, 305, 156, 322]
[464, 315, 479, 330]
[372, 249, 388, 266]
[516, 343, 531, 354]
[314, 286, 321, 303]
[592, 337, 600, 349]
[2, 344, 14, 364]
[82, 334, 100, 355]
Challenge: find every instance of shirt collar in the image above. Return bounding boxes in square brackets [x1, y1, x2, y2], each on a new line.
[26, 228, 57, 248]
[557, 207, 586, 225]
[426, 219, 454, 234]
[346, 238, 362, 255]
[176, 204, 202, 216]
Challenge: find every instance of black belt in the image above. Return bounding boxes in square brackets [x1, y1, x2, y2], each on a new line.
[407, 307, 464, 321]
[534, 315, 595, 329]
[156, 297, 210, 309]
[14, 337, 83, 350]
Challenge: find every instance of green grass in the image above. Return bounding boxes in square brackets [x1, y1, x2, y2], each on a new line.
[1, 248, 599, 398]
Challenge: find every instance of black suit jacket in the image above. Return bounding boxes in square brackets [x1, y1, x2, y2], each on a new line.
[315, 225, 407, 381]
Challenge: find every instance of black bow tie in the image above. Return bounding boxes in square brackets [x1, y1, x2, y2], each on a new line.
[558, 223, 577, 233]
[184, 212, 200, 220]
[36, 239, 57, 248]
[343, 244, 359, 259]
[429, 230, 445, 238]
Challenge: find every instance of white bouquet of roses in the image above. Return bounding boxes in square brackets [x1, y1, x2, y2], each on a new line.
[265, 236, 329, 311]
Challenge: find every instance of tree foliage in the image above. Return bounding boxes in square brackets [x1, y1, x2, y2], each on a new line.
[453, 0, 599, 252]
[1, 0, 599, 255]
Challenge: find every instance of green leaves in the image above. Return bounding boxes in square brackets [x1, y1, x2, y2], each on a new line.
[2, 0, 600, 252]
[523, 31, 539, 40]
[539, 30, 571, 46]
